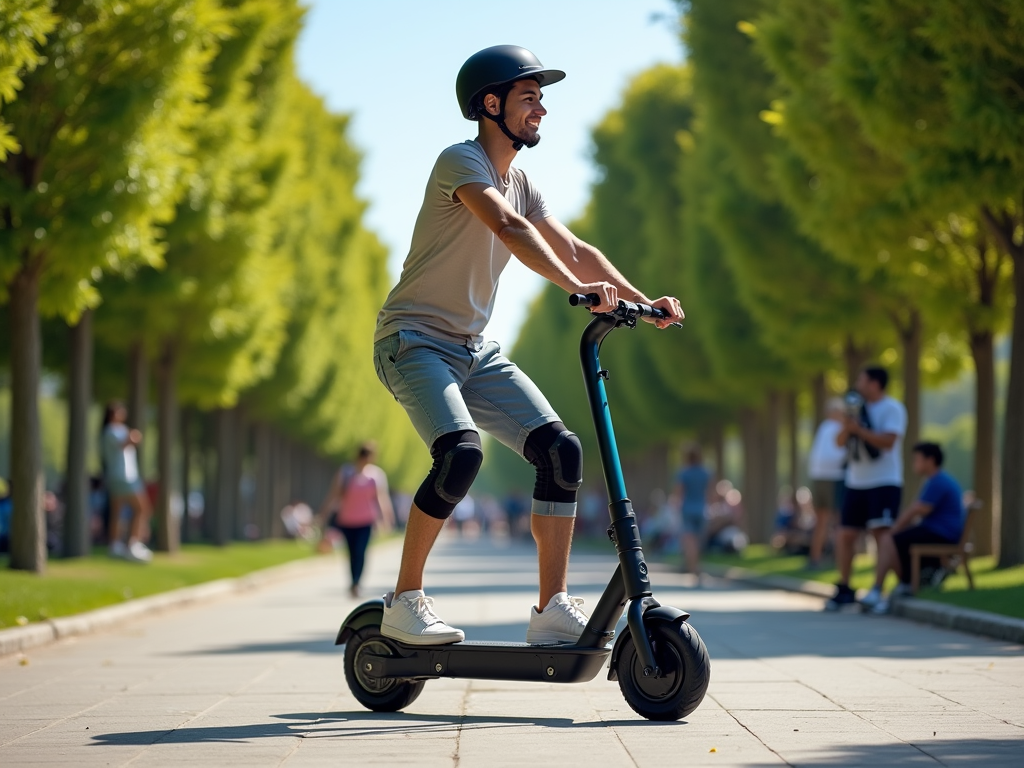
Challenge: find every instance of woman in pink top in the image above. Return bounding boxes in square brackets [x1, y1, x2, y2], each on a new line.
[318, 443, 395, 597]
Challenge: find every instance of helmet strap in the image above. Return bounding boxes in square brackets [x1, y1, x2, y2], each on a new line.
[480, 89, 536, 151]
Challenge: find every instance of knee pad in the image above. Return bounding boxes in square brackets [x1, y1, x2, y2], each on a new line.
[414, 430, 483, 519]
[524, 422, 583, 510]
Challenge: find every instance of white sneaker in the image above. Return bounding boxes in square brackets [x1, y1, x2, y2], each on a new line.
[109, 540, 128, 559]
[859, 586, 882, 610]
[526, 592, 590, 645]
[380, 590, 464, 645]
[870, 599, 891, 615]
[125, 540, 153, 563]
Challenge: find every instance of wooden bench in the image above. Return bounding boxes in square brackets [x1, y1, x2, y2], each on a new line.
[909, 502, 979, 593]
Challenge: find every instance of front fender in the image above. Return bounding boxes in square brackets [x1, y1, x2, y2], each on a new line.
[335, 598, 384, 645]
[607, 604, 691, 680]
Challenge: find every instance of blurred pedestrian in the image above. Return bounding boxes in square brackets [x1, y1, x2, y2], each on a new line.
[826, 367, 907, 611]
[673, 444, 711, 576]
[101, 401, 153, 563]
[860, 442, 965, 614]
[807, 398, 848, 569]
[0, 477, 11, 554]
[318, 442, 395, 598]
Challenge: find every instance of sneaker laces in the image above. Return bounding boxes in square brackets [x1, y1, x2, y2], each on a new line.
[402, 594, 444, 627]
[561, 596, 588, 626]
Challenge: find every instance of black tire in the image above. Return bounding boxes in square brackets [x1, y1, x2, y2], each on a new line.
[615, 620, 711, 721]
[343, 626, 425, 712]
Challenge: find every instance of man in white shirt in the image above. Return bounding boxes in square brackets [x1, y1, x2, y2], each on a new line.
[826, 367, 907, 611]
[807, 398, 847, 569]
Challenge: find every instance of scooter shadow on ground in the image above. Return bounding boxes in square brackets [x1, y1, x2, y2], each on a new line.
[89, 711, 687, 748]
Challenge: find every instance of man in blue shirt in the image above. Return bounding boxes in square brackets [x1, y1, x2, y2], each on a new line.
[860, 442, 964, 613]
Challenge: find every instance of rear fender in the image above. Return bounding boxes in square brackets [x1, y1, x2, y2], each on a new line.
[335, 599, 385, 645]
[607, 604, 691, 680]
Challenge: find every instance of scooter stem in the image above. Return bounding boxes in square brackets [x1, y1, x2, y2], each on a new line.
[578, 313, 660, 675]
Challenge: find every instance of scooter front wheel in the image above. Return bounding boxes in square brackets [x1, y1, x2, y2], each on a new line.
[343, 626, 425, 712]
[615, 620, 710, 721]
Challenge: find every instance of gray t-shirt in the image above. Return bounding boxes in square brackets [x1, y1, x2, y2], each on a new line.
[374, 140, 550, 346]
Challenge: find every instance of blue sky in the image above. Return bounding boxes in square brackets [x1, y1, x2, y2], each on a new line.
[296, 0, 683, 347]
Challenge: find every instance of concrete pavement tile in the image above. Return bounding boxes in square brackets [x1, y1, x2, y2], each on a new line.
[706, 658, 794, 683]
[2, 536, 1021, 767]
[727, 710, 934, 767]
[710, 681, 842, 711]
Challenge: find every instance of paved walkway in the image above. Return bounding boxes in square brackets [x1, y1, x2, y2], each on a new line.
[1, 532, 1022, 767]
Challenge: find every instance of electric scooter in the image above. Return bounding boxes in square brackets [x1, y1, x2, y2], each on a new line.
[336, 294, 711, 721]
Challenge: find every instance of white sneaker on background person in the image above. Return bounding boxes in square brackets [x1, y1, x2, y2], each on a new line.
[125, 539, 153, 563]
[526, 592, 590, 645]
[381, 590, 465, 645]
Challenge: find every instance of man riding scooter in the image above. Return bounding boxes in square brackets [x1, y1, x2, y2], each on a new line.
[372, 45, 684, 646]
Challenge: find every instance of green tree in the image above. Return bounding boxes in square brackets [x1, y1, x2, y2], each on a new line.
[827, 0, 1024, 565]
[0, 1, 57, 160]
[94, 0, 301, 550]
[0, 0, 221, 571]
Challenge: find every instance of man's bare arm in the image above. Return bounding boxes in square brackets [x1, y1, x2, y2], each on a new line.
[534, 216, 649, 301]
[456, 183, 618, 311]
[534, 215, 683, 328]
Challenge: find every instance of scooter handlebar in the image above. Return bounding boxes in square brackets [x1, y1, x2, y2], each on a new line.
[569, 293, 601, 307]
[568, 293, 678, 324]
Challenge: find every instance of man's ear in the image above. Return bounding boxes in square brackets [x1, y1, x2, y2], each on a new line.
[482, 92, 501, 117]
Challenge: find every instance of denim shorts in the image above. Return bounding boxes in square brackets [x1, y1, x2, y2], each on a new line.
[373, 330, 561, 457]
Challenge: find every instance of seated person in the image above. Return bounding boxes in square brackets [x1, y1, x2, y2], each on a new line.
[860, 442, 964, 614]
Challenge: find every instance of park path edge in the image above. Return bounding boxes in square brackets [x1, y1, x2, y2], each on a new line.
[0, 554, 341, 659]
[695, 562, 1024, 645]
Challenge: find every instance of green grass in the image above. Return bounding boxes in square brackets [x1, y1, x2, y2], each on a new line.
[700, 545, 1024, 621]
[0, 540, 318, 630]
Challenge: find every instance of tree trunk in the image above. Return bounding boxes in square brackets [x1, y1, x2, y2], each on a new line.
[127, 341, 148, 477]
[271, 429, 291, 538]
[897, 308, 922, 498]
[970, 331, 998, 557]
[8, 265, 46, 572]
[201, 411, 217, 543]
[622, 442, 671, 518]
[709, 422, 725, 483]
[758, 393, 780, 544]
[154, 341, 179, 553]
[812, 372, 827, 426]
[180, 406, 193, 544]
[213, 407, 241, 546]
[843, 336, 871, 389]
[739, 408, 765, 544]
[233, 414, 249, 541]
[63, 310, 93, 558]
[786, 391, 799, 496]
[999, 249, 1024, 566]
[980, 204, 1022, 566]
[253, 422, 273, 540]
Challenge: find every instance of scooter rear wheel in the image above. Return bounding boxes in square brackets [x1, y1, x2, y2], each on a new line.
[615, 620, 710, 721]
[343, 626, 425, 712]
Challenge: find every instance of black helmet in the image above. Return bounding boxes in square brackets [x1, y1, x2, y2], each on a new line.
[456, 45, 564, 151]
[457, 45, 565, 120]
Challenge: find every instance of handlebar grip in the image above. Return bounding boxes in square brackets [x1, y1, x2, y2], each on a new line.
[569, 293, 601, 308]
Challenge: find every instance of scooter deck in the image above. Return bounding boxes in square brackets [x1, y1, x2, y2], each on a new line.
[363, 639, 611, 685]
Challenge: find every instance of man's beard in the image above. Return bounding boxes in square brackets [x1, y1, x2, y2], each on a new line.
[513, 119, 541, 148]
